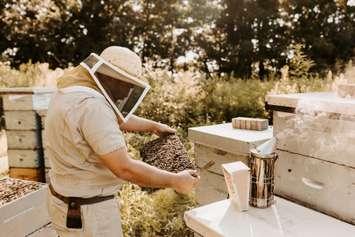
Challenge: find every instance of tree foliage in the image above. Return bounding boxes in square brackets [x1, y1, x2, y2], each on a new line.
[0, 0, 354, 76]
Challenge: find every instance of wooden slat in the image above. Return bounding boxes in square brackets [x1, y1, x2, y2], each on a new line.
[0, 87, 54, 94]
[196, 169, 228, 205]
[6, 130, 40, 149]
[195, 143, 248, 176]
[8, 150, 41, 168]
[4, 111, 39, 130]
[275, 150, 355, 225]
[2, 93, 53, 111]
[189, 123, 272, 156]
[9, 168, 43, 182]
[274, 111, 355, 168]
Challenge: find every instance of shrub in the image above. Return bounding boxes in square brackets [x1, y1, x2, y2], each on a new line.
[119, 184, 196, 237]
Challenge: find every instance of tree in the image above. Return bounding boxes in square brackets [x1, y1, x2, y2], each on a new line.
[285, 0, 355, 72]
[201, 0, 289, 78]
[0, 0, 194, 69]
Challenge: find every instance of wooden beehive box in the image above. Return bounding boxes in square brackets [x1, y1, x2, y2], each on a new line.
[0, 87, 55, 183]
[266, 92, 355, 225]
[0, 178, 50, 237]
[188, 123, 273, 204]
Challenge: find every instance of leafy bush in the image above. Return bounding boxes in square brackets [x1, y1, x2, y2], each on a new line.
[119, 184, 196, 237]
[0, 61, 63, 87]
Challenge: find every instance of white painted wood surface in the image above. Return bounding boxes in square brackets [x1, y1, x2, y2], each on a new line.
[266, 92, 355, 116]
[194, 144, 247, 205]
[0, 87, 55, 111]
[190, 124, 272, 205]
[0, 183, 50, 237]
[275, 150, 355, 225]
[184, 197, 355, 237]
[195, 144, 248, 176]
[6, 130, 40, 149]
[4, 111, 38, 130]
[8, 150, 41, 168]
[189, 123, 273, 156]
[274, 111, 355, 168]
[196, 169, 228, 205]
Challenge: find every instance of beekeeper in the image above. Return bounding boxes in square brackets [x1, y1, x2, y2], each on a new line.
[45, 46, 200, 237]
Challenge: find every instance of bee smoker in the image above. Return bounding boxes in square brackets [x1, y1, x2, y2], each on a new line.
[249, 139, 278, 208]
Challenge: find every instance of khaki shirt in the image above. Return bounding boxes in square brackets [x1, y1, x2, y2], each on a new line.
[45, 86, 126, 197]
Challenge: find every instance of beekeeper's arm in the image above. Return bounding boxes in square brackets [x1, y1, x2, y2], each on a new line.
[79, 98, 197, 193]
[120, 115, 176, 136]
[100, 147, 199, 194]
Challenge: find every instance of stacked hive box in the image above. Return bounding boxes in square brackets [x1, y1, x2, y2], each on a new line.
[266, 92, 355, 225]
[0, 88, 54, 182]
[188, 123, 273, 205]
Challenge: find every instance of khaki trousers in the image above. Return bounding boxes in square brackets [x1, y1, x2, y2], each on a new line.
[47, 191, 123, 237]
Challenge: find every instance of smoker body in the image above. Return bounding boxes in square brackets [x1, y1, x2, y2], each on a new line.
[266, 92, 355, 225]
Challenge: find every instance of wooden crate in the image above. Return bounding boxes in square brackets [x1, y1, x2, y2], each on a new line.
[275, 150, 355, 225]
[9, 168, 44, 182]
[8, 149, 42, 168]
[0, 180, 50, 236]
[4, 111, 40, 130]
[6, 130, 41, 149]
[0, 87, 54, 111]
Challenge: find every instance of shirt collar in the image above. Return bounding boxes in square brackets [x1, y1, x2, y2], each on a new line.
[59, 86, 105, 98]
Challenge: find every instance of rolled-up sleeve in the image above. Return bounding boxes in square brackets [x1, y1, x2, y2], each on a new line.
[78, 97, 126, 155]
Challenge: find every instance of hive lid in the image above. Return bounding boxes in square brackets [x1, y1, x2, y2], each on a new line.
[0, 87, 55, 95]
[266, 92, 355, 116]
[189, 123, 273, 156]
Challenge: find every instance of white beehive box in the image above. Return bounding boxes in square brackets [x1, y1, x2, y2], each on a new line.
[266, 92, 355, 224]
[188, 123, 273, 204]
[0, 87, 54, 111]
[0, 88, 54, 182]
[0, 178, 50, 237]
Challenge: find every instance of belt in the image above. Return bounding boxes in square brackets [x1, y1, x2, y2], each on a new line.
[49, 184, 115, 229]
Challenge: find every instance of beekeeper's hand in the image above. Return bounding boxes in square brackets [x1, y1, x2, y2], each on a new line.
[152, 122, 176, 136]
[173, 170, 200, 194]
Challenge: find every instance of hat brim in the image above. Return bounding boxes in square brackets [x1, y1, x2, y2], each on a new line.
[91, 53, 149, 88]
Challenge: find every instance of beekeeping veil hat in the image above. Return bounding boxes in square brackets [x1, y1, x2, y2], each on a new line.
[80, 46, 150, 123]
